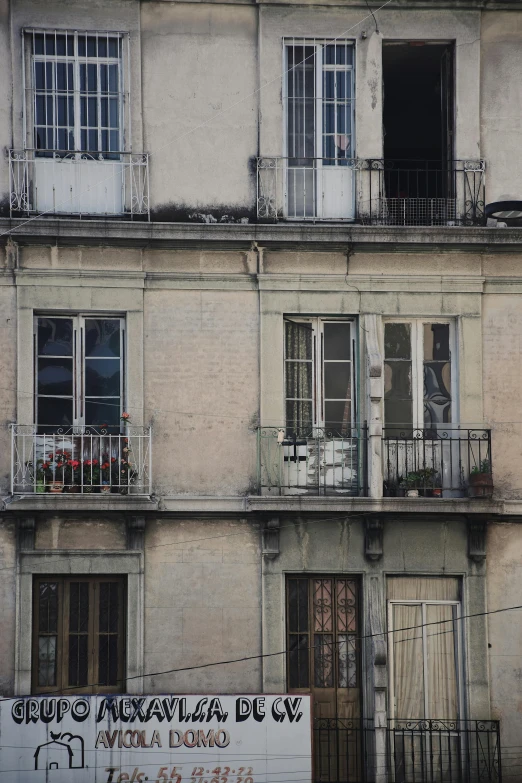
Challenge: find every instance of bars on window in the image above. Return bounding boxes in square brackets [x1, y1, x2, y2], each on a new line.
[287, 577, 358, 691]
[28, 30, 124, 157]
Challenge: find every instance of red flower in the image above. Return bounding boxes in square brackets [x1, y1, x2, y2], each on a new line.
[48, 453, 53, 459]
[111, 457, 116, 463]
[92, 459, 98, 465]
[121, 412, 130, 420]
[42, 462, 49, 469]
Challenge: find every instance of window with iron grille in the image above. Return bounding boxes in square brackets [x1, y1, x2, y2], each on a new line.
[32, 576, 125, 694]
[24, 30, 127, 158]
[287, 576, 359, 692]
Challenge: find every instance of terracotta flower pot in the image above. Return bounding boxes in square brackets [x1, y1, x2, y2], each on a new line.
[49, 481, 64, 494]
[468, 472, 494, 498]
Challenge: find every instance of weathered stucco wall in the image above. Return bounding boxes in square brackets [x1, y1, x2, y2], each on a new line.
[0, 518, 16, 695]
[481, 11, 522, 203]
[486, 522, 522, 780]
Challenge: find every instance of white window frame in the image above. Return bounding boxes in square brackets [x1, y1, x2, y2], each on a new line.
[22, 29, 130, 157]
[34, 314, 125, 430]
[282, 38, 356, 163]
[284, 316, 357, 432]
[387, 597, 465, 721]
[383, 318, 458, 428]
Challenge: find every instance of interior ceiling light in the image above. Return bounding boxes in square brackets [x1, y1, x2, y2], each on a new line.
[486, 201, 522, 220]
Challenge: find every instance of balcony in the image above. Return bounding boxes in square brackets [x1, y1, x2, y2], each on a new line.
[9, 149, 149, 219]
[383, 427, 492, 499]
[10, 424, 152, 496]
[256, 425, 368, 496]
[313, 718, 501, 783]
[256, 158, 485, 226]
[387, 719, 501, 783]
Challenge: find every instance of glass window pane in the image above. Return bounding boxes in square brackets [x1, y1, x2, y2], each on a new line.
[87, 63, 97, 92]
[37, 357, 73, 396]
[324, 400, 351, 434]
[286, 400, 312, 435]
[314, 634, 334, 688]
[39, 582, 58, 633]
[85, 399, 120, 429]
[98, 635, 119, 685]
[424, 362, 451, 426]
[38, 636, 57, 687]
[55, 35, 66, 56]
[38, 318, 73, 356]
[99, 582, 119, 632]
[338, 634, 357, 688]
[34, 34, 45, 55]
[426, 604, 458, 719]
[108, 64, 119, 93]
[68, 634, 88, 687]
[285, 320, 312, 360]
[87, 36, 96, 57]
[384, 400, 413, 428]
[424, 324, 450, 361]
[56, 62, 67, 91]
[98, 38, 107, 58]
[108, 38, 119, 58]
[323, 323, 351, 360]
[69, 582, 89, 633]
[393, 604, 424, 719]
[35, 61, 45, 89]
[384, 360, 412, 398]
[288, 579, 308, 634]
[78, 36, 86, 57]
[109, 98, 119, 128]
[45, 35, 55, 55]
[37, 397, 73, 430]
[288, 634, 309, 689]
[84, 319, 121, 357]
[324, 362, 351, 400]
[101, 97, 108, 127]
[285, 360, 313, 400]
[385, 323, 411, 360]
[85, 359, 120, 396]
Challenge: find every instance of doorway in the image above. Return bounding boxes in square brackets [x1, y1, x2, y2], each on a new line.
[381, 42, 454, 222]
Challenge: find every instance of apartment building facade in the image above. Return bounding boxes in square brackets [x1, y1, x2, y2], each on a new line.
[0, 0, 522, 781]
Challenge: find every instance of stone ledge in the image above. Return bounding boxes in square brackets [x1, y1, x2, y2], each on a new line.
[2, 218, 522, 251]
[7, 494, 158, 513]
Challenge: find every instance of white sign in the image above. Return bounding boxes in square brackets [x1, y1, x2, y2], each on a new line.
[0, 695, 312, 783]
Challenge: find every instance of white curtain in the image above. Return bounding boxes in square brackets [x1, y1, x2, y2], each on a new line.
[389, 577, 460, 720]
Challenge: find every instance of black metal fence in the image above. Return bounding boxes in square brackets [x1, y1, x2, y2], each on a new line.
[382, 427, 492, 499]
[388, 719, 502, 783]
[359, 159, 485, 227]
[257, 425, 368, 496]
[314, 718, 372, 783]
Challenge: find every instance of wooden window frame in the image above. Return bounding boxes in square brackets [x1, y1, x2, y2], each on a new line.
[32, 575, 126, 695]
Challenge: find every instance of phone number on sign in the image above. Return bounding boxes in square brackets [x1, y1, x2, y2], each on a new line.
[105, 765, 256, 783]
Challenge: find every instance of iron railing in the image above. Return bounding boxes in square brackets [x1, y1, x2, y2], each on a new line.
[9, 149, 150, 218]
[388, 719, 501, 783]
[382, 427, 492, 499]
[11, 424, 152, 495]
[314, 718, 372, 783]
[256, 425, 368, 496]
[256, 158, 485, 226]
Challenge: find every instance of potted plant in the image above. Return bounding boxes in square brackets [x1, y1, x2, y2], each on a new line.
[401, 471, 422, 497]
[83, 459, 100, 492]
[468, 459, 493, 498]
[63, 458, 81, 492]
[46, 450, 69, 493]
[100, 458, 112, 493]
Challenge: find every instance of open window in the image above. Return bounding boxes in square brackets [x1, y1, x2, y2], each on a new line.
[284, 40, 355, 219]
[381, 42, 455, 224]
[279, 318, 363, 495]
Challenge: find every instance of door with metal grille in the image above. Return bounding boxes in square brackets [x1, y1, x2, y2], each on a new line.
[287, 577, 362, 781]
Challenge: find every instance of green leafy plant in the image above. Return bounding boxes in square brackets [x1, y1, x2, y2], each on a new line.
[471, 459, 491, 475]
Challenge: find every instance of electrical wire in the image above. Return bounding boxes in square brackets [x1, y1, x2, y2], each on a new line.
[0, 0, 394, 242]
[0, 601, 520, 704]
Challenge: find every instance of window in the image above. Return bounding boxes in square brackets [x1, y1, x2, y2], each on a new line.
[284, 41, 355, 219]
[388, 577, 462, 720]
[285, 318, 356, 436]
[35, 315, 125, 433]
[27, 30, 124, 157]
[33, 576, 125, 694]
[287, 576, 359, 703]
[384, 320, 454, 429]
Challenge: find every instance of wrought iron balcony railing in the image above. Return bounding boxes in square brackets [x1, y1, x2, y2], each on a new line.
[388, 719, 501, 783]
[9, 149, 150, 218]
[256, 158, 485, 226]
[383, 427, 492, 499]
[11, 424, 152, 496]
[256, 425, 368, 496]
[314, 718, 373, 783]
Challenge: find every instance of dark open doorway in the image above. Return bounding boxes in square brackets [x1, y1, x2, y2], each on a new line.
[383, 41, 454, 163]
[381, 42, 454, 213]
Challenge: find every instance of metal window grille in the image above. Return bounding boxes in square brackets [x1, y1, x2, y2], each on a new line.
[23, 29, 129, 158]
